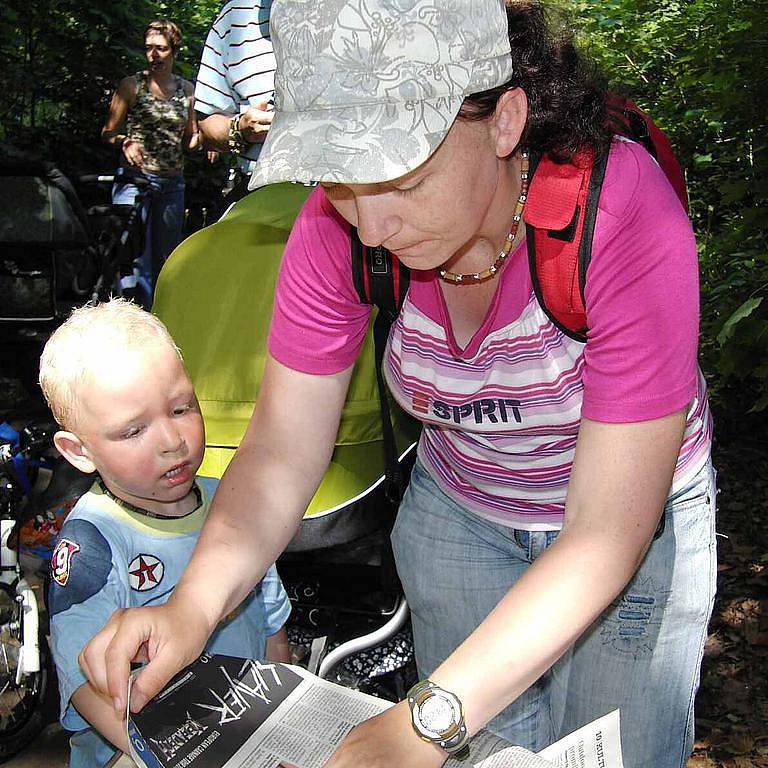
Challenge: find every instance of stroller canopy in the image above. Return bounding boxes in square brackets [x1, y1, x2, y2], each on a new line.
[153, 183, 418, 526]
[0, 154, 89, 245]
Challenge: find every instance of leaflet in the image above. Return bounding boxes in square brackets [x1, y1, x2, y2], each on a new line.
[472, 710, 624, 768]
[126, 655, 623, 768]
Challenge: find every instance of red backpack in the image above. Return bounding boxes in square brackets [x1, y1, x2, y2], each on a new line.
[352, 96, 688, 341]
[350, 97, 688, 500]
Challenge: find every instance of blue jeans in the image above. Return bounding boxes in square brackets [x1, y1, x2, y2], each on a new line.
[392, 458, 717, 768]
[112, 169, 185, 308]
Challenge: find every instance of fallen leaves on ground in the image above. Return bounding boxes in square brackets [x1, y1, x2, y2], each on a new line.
[688, 417, 768, 768]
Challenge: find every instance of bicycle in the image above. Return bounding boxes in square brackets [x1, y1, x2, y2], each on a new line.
[0, 421, 83, 761]
[77, 171, 153, 303]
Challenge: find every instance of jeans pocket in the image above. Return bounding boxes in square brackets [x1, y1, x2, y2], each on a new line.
[665, 460, 714, 513]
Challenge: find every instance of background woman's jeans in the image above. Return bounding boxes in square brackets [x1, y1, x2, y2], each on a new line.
[392, 458, 717, 768]
[112, 169, 185, 308]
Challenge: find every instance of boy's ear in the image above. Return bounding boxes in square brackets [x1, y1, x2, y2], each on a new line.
[491, 87, 529, 159]
[53, 431, 97, 474]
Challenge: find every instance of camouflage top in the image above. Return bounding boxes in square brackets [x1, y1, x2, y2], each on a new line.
[126, 71, 188, 175]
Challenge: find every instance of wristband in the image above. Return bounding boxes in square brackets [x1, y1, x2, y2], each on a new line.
[228, 114, 247, 155]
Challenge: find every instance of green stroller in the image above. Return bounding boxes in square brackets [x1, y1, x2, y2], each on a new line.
[153, 182, 419, 699]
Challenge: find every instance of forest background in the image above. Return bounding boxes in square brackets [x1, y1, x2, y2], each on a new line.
[0, 0, 765, 417]
[0, 1, 767, 765]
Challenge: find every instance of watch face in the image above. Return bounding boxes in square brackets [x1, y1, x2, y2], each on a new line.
[419, 695, 455, 733]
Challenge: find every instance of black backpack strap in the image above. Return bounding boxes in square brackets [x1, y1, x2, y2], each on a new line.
[607, 101, 658, 159]
[577, 148, 609, 305]
[372, 309, 405, 503]
[350, 227, 411, 503]
[351, 227, 410, 311]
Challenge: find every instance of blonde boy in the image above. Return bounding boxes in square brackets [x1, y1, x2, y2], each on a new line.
[40, 299, 291, 768]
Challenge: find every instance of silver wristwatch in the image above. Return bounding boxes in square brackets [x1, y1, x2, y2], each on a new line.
[407, 679, 470, 759]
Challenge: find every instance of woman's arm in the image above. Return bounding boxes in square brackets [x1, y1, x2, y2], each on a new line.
[326, 409, 686, 767]
[432, 410, 686, 730]
[101, 76, 144, 167]
[79, 355, 354, 714]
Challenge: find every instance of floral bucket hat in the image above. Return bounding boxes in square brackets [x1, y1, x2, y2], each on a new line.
[249, 0, 513, 189]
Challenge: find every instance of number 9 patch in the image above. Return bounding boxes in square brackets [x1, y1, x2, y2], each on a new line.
[51, 539, 81, 587]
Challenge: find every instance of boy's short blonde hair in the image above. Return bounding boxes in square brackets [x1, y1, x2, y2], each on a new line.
[39, 299, 180, 430]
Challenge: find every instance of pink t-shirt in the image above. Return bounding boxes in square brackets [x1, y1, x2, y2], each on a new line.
[269, 139, 712, 528]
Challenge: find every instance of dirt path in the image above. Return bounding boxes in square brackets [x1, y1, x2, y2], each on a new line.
[689, 416, 768, 768]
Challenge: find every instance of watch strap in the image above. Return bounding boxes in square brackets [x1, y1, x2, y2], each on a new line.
[407, 679, 470, 758]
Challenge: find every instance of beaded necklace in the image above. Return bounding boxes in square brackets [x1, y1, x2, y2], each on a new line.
[97, 479, 202, 520]
[439, 150, 529, 285]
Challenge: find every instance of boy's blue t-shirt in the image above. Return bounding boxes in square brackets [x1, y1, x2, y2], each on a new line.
[48, 476, 292, 768]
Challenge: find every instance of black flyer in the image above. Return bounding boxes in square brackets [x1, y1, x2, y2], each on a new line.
[128, 654, 303, 768]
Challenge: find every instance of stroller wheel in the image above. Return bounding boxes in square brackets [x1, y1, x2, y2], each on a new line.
[70, 247, 98, 297]
[72, 270, 94, 297]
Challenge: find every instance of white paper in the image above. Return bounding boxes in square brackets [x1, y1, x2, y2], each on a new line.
[221, 666, 391, 768]
[127, 657, 623, 768]
[467, 709, 623, 768]
[538, 710, 623, 768]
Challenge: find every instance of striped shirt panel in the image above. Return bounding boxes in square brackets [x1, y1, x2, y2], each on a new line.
[385, 296, 711, 530]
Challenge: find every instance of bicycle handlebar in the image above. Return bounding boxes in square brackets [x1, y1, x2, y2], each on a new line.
[78, 173, 151, 189]
[0, 424, 54, 473]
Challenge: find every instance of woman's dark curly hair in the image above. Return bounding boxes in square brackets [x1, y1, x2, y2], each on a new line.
[460, 1, 612, 162]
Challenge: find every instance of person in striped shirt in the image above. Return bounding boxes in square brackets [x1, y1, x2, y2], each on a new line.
[194, 0, 275, 173]
[82, 3, 716, 767]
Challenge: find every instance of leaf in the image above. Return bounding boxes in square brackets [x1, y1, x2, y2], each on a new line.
[687, 755, 718, 768]
[748, 391, 768, 414]
[728, 732, 757, 756]
[717, 298, 764, 345]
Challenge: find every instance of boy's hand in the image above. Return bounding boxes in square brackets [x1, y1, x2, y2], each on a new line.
[79, 600, 213, 714]
[266, 626, 291, 664]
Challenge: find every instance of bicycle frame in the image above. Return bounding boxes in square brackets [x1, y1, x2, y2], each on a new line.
[0, 431, 49, 686]
[0, 517, 42, 683]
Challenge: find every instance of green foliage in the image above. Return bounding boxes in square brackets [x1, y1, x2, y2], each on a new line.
[0, 0, 220, 170]
[566, 0, 768, 412]
[0, 0, 764, 412]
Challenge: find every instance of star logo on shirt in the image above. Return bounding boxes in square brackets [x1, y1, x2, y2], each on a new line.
[128, 554, 165, 591]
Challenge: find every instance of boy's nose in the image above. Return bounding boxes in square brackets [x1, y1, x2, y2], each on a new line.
[159, 423, 186, 453]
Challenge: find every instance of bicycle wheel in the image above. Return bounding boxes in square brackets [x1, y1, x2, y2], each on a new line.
[0, 588, 54, 762]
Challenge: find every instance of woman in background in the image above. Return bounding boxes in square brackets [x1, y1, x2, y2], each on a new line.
[102, 19, 200, 307]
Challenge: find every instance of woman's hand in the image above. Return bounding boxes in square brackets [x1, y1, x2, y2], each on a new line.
[78, 597, 214, 715]
[324, 701, 446, 768]
[238, 101, 274, 145]
[188, 131, 201, 152]
[122, 137, 146, 168]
